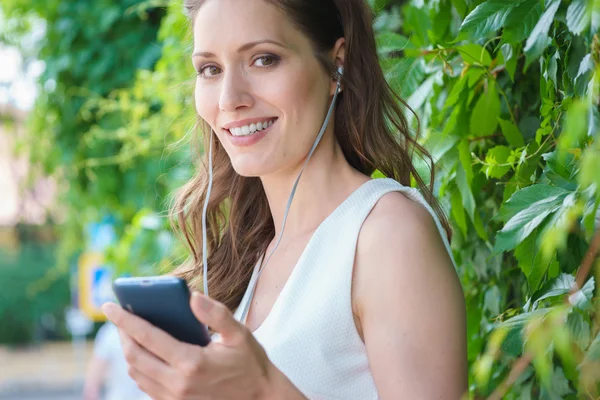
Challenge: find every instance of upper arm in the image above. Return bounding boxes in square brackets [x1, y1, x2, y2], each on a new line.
[353, 192, 467, 400]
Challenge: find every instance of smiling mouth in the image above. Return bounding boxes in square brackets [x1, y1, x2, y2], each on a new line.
[227, 118, 278, 137]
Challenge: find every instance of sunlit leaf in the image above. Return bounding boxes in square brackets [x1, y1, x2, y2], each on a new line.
[494, 186, 572, 253]
[484, 145, 511, 179]
[524, 0, 561, 67]
[566, 0, 593, 35]
[459, 0, 520, 38]
[457, 43, 492, 66]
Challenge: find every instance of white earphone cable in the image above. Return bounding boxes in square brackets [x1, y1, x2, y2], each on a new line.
[201, 68, 343, 322]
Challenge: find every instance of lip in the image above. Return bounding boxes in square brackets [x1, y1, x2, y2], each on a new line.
[222, 117, 278, 130]
[225, 119, 277, 148]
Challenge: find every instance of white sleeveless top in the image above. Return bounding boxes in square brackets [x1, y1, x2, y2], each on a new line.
[233, 178, 456, 400]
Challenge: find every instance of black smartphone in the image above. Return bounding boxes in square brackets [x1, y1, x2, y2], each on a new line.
[112, 276, 211, 347]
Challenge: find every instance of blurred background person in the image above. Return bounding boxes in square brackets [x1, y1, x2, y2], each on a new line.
[83, 321, 144, 400]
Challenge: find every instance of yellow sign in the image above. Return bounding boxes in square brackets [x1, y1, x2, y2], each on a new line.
[78, 252, 114, 322]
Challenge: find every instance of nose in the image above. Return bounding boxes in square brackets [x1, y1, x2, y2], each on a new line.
[219, 69, 254, 112]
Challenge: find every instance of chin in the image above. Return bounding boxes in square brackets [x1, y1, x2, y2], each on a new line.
[230, 158, 272, 178]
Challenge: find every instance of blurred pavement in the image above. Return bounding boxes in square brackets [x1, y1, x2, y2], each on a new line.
[0, 341, 93, 400]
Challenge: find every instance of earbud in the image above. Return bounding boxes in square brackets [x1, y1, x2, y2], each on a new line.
[337, 66, 344, 81]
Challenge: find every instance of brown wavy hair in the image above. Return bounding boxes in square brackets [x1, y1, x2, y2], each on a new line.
[171, 0, 452, 311]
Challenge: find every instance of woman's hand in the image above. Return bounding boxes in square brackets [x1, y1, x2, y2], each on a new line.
[102, 292, 282, 400]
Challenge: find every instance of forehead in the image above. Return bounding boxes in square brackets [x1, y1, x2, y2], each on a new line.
[193, 0, 297, 50]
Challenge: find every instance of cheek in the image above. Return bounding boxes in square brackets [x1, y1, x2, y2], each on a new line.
[262, 72, 324, 143]
[194, 83, 214, 122]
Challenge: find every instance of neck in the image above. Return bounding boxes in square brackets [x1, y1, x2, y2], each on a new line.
[260, 133, 368, 242]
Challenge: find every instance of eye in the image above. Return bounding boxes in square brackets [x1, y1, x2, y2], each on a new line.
[253, 55, 279, 68]
[198, 65, 222, 78]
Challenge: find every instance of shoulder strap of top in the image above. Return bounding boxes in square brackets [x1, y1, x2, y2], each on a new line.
[340, 178, 455, 269]
[377, 179, 455, 268]
[233, 178, 456, 322]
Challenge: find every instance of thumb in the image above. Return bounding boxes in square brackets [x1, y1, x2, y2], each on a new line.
[190, 292, 244, 341]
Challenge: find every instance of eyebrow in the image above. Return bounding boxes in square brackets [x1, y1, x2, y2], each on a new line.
[192, 39, 287, 58]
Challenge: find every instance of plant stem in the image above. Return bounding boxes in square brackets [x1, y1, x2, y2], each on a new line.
[487, 352, 535, 400]
[570, 229, 600, 299]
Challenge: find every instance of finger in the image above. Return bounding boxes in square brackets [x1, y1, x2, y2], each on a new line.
[103, 302, 196, 367]
[128, 366, 172, 400]
[118, 330, 176, 387]
[190, 292, 245, 342]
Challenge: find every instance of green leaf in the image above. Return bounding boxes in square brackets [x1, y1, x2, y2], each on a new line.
[496, 184, 570, 223]
[470, 80, 501, 136]
[582, 331, 600, 363]
[457, 44, 493, 66]
[542, 151, 579, 189]
[582, 194, 600, 236]
[592, 0, 600, 33]
[500, 43, 519, 81]
[530, 273, 574, 309]
[494, 186, 572, 253]
[588, 105, 600, 137]
[514, 228, 557, 291]
[484, 145, 511, 179]
[376, 32, 412, 55]
[575, 54, 595, 94]
[544, 50, 560, 87]
[559, 100, 589, 154]
[473, 212, 489, 241]
[386, 57, 426, 99]
[566, 0, 592, 35]
[444, 69, 484, 109]
[451, 0, 468, 17]
[458, 139, 474, 184]
[484, 285, 502, 315]
[425, 129, 460, 160]
[503, 0, 543, 44]
[540, 367, 573, 398]
[567, 311, 591, 350]
[459, 0, 520, 38]
[579, 148, 600, 192]
[498, 117, 525, 147]
[498, 308, 552, 330]
[524, 0, 561, 67]
[457, 166, 475, 221]
[540, 192, 582, 259]
[451, 188, 468, 236]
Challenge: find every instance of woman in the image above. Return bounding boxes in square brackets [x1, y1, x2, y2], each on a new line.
[102, 0, 468, 398]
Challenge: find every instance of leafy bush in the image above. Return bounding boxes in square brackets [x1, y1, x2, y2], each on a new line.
[0, 227, 69, 345]
[3, 0, 600, 397]
[371, 0, 598, 398]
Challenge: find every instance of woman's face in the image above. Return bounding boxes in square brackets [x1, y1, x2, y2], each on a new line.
[192, 0, 335, 177]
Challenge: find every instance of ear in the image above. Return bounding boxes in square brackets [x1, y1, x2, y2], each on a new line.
[330, 37, 346, 95]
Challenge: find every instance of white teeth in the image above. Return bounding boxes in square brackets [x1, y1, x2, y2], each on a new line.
[228, 119, 276, 136]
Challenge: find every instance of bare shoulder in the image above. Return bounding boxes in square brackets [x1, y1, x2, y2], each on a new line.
[362, 190, 441, 243]
[355, 190, 451, 270]
[353, 189, 463, 318]
[353, 190, 461, 305]
[352, 190, 468, 399]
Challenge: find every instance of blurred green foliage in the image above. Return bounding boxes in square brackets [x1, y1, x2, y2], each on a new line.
[0, 228, 69, 345]
[2, 0, 600, 397]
